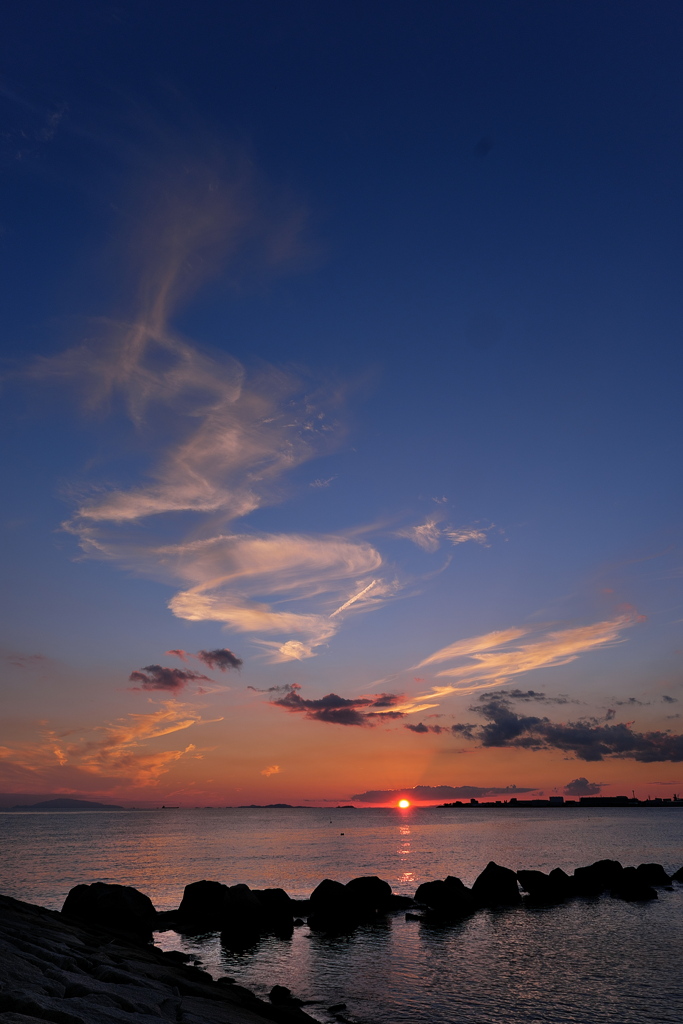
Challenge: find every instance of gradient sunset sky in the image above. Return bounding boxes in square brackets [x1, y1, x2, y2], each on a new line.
[2, 1, 683, 807]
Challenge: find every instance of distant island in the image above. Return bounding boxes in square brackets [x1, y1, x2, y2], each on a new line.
[11, 798, 124, 811]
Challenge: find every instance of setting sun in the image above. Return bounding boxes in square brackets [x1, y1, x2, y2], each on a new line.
[398, 799, 410, 809]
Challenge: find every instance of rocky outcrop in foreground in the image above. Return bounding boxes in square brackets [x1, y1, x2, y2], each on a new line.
[2, 858, 680, 1024]
[0, 893, 318, 1024]
[55, 858, 683, 944]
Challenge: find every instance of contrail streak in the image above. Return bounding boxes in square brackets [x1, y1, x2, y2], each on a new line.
[330, 579, 378, 617]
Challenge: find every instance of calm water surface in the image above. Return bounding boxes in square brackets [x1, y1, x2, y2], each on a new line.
[1, 807, 682, 1023]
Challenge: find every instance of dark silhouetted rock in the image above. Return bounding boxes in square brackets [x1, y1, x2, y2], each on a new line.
[635, 863, 670, 886]
[517, 868, 571, 904]
[387, 894, 415, 910]
[309, 878, 347, 913]
[549, 867, 573, 895]
[253, 886, 294, 921]
[345, 875, 392, 915]
[573, 859, 624, 896]
[252, 887, 294, 938]
[269, 985, 304, 1007]
[672, 865, 683, 882]
[216, 884, 270, 949]
[472, 862, 521, 907]
[61, 882, 156, 940]
[176, 879, 230, 928]
[415, 876, 476, 917]
[1, 892, 319, 1024]
[611, 866, 658, 902]
[308, 878, 358, 931]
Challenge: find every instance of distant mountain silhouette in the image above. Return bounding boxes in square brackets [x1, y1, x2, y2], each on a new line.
[11, 798, 124, 811]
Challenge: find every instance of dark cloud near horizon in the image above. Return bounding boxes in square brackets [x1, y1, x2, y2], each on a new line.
[167, 648, 242, 670]
[449, 692, 683, 762]
[129, 664, 211, 692]
[662, 695, 678, 704]
[270, 684, 405, 726]
[350, 784, 536, 803]
[497, 688, 575, 705]
[615, 697, 649, 706]
[405, 722, 444, 734]
[564, 777, 602, 796]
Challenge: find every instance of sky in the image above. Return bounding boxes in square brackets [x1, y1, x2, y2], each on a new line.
[1, 0, 682, 807]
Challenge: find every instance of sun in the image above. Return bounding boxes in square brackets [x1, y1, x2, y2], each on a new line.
[398, 799, 410, 809]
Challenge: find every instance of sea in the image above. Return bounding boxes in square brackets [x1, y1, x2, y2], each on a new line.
[1, 806, 682, 1024]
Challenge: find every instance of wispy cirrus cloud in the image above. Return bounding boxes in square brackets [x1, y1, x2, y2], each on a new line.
[412, 609, 643, 697]
[0, 703, 216, 788]
[397, 516, 493, 552]
[164, 533, 393, 660]
[28, 156, 401, 662]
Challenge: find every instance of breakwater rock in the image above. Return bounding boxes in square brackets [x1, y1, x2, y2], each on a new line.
[60, 858, 682, 943]
[0, 892, 317, 1024]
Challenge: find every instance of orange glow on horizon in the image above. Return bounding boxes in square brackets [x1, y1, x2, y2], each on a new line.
[398, 798, 410, 808]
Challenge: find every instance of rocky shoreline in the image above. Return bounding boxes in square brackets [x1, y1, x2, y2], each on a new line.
[0, 892, 322, 1024]
[2, 858, 682, 1024]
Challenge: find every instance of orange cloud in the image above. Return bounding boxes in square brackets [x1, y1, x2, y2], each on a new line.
[413, 609, 644, 699]
[0, 703, 217, 788]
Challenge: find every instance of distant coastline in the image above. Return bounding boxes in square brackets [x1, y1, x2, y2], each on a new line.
[9, 798, 124, 811]
[4, 795, 683, 812]
[440, 795, 683, 808]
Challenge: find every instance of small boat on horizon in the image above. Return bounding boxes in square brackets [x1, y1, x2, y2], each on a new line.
[161, 805, 179, 809]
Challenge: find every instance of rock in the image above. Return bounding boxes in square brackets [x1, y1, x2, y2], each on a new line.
[176, 879, 230, 929]
[548, 867, 573, 895]
[61, 883, 156, 940]
[345, 875, 392, 915]
[472, 862, 521, 907]
[220, 884, 265, 949]
[1, 893, 320, 1024]
[0, 1015, 62, 1023]
[386, 894, 415, 911]
[308, 879, 358, 931]
[635, 863, 670, 886]
[309, 878, 347, 913]
[414, 876, 476, 917]
[225, 884, 265, 923]
[269, 985, 303, 1007]
[517, 868, 570, 904]
[611, 866, 658, 902]
[252, 886, 294, 930]
[672, 865, 683, 882]
[573, 859, 623, 896]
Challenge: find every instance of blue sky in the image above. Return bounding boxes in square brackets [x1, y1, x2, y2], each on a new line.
[1, 1, 682, 805]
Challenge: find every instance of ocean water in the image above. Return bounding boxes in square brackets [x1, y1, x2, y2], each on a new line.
[1, 806, 682, 1023]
